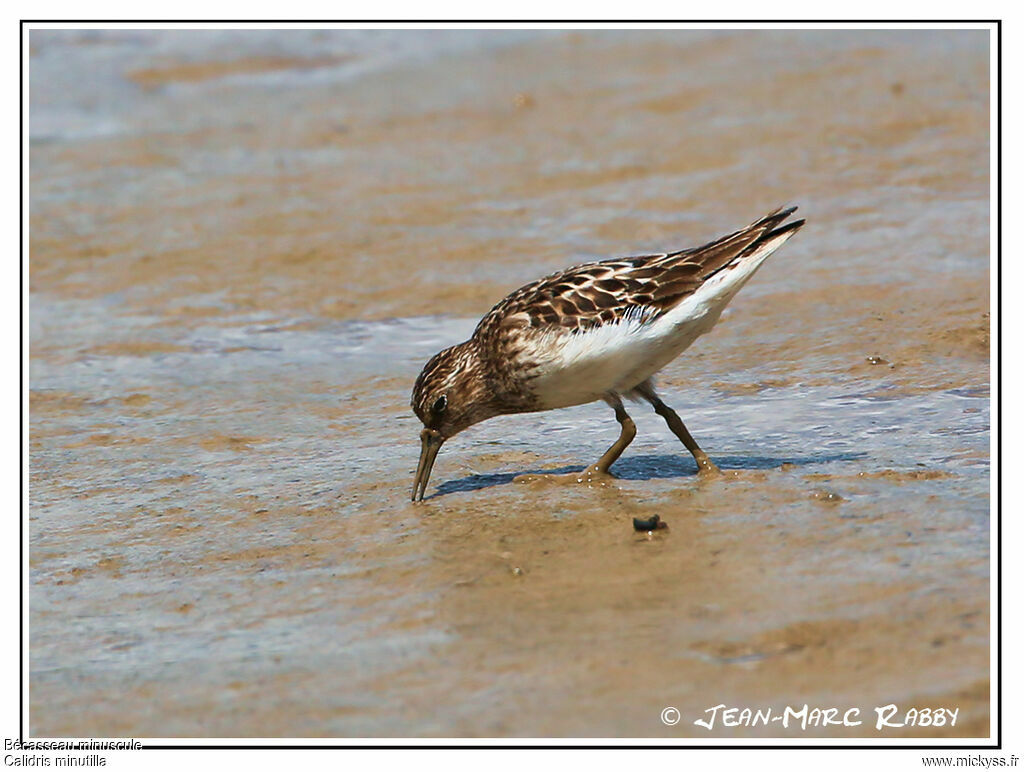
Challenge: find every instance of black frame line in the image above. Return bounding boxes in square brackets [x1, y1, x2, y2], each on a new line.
[19, 19, 1003, 753]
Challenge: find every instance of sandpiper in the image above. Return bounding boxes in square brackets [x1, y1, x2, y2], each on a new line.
[411, 206, 805, 501]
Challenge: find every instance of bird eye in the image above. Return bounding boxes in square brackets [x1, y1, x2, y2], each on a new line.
[431, 395, 447, 414]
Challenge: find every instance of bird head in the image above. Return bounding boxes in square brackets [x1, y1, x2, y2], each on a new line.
[410, 340, 497, 501]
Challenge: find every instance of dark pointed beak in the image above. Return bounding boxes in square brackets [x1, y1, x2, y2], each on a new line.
[412, 428, 445, 502]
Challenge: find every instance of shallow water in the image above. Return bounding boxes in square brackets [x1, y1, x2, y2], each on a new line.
[29, 27, 990, 738]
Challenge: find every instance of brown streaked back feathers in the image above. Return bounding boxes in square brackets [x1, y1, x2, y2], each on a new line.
[474, 206, 804, 343]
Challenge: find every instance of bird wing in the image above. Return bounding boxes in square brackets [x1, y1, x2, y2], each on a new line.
[476, 205, 804, 340]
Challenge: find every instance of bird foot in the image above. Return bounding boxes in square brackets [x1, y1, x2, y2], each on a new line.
[695, 462, 744, 481]
[695, 457, 723, 478]
[514, 464, 618, 488]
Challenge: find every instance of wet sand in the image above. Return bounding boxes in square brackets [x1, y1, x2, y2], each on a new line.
[29, 29, 990, 738]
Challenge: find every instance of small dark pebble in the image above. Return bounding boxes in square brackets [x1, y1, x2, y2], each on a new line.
[633, 514, 668, 531]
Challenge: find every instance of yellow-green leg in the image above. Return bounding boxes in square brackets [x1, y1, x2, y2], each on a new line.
[590, 396, 637, 474]
[637, 383, 720, 476]
[514, 394, 636, 485]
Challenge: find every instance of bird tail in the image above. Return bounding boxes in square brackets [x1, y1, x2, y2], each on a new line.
[743, 205, 805, 256]
[736, 206, 805, 267]
[668, 205, 805, 311]
[660, 204, 805, 278]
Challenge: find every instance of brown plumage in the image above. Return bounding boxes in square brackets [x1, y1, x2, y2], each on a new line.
[410, 206, 805, 501]
[474, 205, 801, 339]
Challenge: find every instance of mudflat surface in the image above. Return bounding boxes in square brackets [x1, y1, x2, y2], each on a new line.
[29, 29, 990, 738]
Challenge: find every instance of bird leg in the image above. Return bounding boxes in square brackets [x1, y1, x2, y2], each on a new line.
[514, 394, 635, 486]
[636, 383, 721, 476]
[590, 395, 637, 474]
